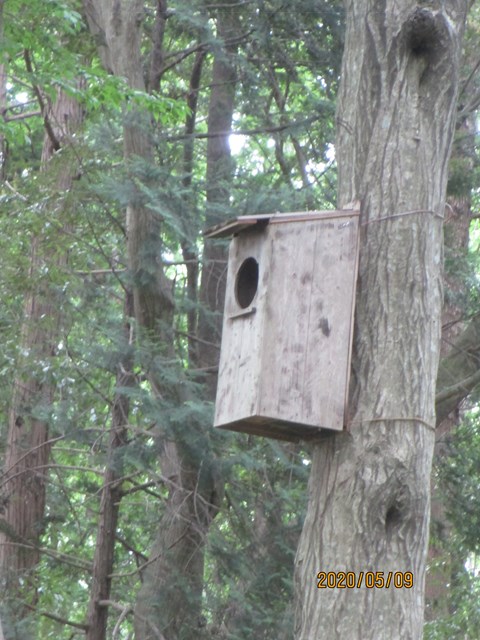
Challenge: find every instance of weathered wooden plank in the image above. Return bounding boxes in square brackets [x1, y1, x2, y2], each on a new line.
[301, 215, 359, 429]
[204, 208, 360, 238]
[213, 209, 360, 440]
[258, 220, 318, 425]
[214, 229, 269, 426]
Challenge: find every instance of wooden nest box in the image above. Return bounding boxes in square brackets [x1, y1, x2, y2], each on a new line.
[205, 207, 360, 442]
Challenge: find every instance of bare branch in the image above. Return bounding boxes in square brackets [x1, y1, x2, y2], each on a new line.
[436, 368, 480, 406]
[4, 109, 41, 122]
[23, 49, 61, 151]
[24, 605, 88, 631]
[205, 1, 252, 8]
[165, 115, 318, 142]
[436, 312, 480, 424]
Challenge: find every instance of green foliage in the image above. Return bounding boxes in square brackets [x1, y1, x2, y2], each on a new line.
[444, 237, 480, 317]
[201, 438, 310, 639]
[424, 570, 480, 640]
[447, 156, 476, 197]
[1, 0, 478, 637]
[447, 129, 480, 198]
[13, 0, 480, 638]
[438, 417, 480, 553]
[425, 415, 480, 639]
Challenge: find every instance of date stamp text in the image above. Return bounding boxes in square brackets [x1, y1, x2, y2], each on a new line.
[316, 571, 413, 589]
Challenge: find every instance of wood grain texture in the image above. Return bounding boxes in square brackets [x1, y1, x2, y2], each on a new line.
[294, 1, 469, 638]
[214, 211, 359, 440]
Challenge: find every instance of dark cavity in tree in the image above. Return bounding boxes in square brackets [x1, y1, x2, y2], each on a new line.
[405, 7, 443, 56]
[235, 257, 259, 308]
[385, 502, 404, 535]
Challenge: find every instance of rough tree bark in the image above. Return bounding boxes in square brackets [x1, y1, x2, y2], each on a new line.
[294, 2, 469, 639]
[0, 87, 83, 603]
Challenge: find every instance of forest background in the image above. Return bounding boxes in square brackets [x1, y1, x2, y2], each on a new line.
[0, 0, 480, 638]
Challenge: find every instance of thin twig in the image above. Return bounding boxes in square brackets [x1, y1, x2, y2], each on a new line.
[165, 115, 318, 142]
[174, 329, 220, 350]
[4, 110, 41, 122]
[24, 604, 88, 631]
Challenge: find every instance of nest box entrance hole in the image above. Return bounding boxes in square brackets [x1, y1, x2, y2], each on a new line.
[235, 257, 259, 308]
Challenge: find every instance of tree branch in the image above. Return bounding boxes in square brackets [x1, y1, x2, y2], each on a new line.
[24, 605, 88, 631]
[23, 49, 61, 151]
[436, 368, 480, 406]
[436, 313, 480, 424]
[4, 109, 41, 122]
[148, 0, 168, 91]
[165, 115, 319, 142]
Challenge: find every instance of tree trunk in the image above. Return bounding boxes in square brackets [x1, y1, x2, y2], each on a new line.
[197, 2, 238, 388]
[0, 60, 5, 179]
[294, 2, 469, 639]
[135, 2, 239, 633]
[83, 3, 223, 638]
[181, 48, 206, 366]
[0, 87, 83, 604]
[0, 0, 5, 179]
[85, 293, 134, 640]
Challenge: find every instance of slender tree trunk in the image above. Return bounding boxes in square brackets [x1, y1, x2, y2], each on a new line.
[294, 2, 469, 638]
[0, 0, 5, 180]
[0, 87, 83, 605]
[85, 293, 134, 640]
[135, 1, 239, 631]
[197, 2, 238, 387]
[0, 62, 5, 179]
[182, 48, 206, 366]
[426, 197, 470, 620]
[148, 0, 168, 93]
[82, 3, 223, 638]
